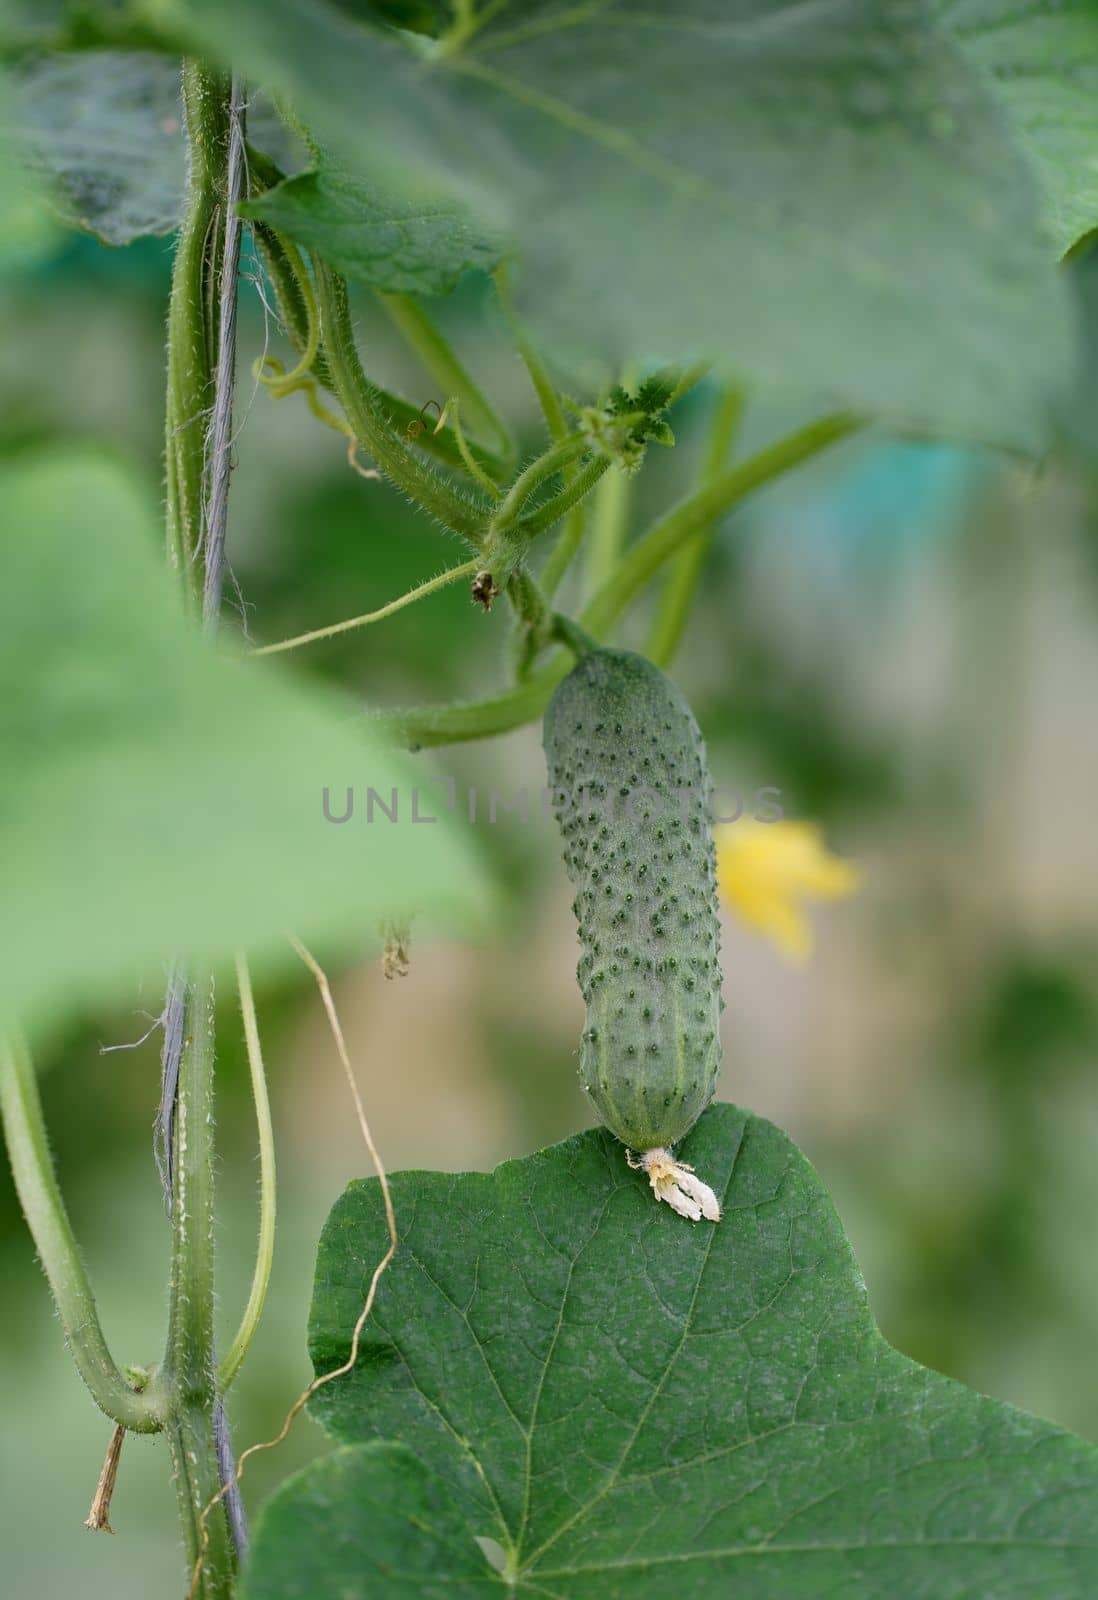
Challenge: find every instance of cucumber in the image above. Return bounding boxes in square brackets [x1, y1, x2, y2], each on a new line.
[543, 648, 723, 1167]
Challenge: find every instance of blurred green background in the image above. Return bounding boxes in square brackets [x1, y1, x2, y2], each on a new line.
[4, 227, 1098, 1597]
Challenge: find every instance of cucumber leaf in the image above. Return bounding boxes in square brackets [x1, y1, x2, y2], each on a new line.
[174, 0, 1074, 450]
[240, 161, 503, 294]
[0, 450, 487, 1028]
[243, 1104, 1098, 1598]
[12, 51, 185, 244]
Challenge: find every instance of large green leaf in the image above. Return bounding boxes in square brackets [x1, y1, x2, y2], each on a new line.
[173, 0, 1073, 450]
[12, 51, 185, 244]
[0, 451, 486, 1028]
[938, 0, 1098, 258]
[243, 1105, 1098, 1598]
[240, 161, 503, 294]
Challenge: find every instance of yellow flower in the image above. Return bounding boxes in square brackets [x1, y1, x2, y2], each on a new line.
[714, 819, 858, 963]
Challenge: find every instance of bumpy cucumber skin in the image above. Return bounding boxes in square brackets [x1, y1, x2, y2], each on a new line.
[544, 649, 723, 1150]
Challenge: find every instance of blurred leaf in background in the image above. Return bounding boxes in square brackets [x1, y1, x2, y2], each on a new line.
[938, 0, 1098, 256]
[11, 51, 184, 243]
[177, 0, 1074, 447]
[0, 450, 490, 1031]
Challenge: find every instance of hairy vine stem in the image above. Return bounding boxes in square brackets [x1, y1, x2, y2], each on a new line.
[154, 962, 187, 1210]
[489, 434, 588, 536]
[312, 261, 490, 545]
[163, 969, 234, 1597]
[244, 156, 511, 487]
[202, 73, 246, 625]
[162, 63, 248, 1597]
[166, 62, 228, 587]
[187, 938, 397, 1600]
[513, 451, 610, 542]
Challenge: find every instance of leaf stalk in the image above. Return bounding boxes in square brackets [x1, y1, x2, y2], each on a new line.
[0, 1034, 162, 1433]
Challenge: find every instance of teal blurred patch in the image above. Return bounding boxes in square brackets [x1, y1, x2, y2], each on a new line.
[756, 438, 987, 572]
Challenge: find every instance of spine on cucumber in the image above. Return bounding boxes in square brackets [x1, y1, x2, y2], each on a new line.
[544, 648, 723, 1153]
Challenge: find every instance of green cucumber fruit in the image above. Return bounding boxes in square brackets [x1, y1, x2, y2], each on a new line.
[544, 647, 723, 1151]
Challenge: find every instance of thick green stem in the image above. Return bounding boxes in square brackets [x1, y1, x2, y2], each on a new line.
[0, 1035, 162, 1432]
[375, 413, 859, 747]
[202, 73, 246, 625]
[165, 984, 216, 1390]
[167, 1409, 230, 1599]
[252, 225, 508, 482]
[313, 262, 489, 545]
[647, 385, 745, 665]
[164, 972, 233, 1597]
[166, 62, 229, 591]
[377, 291, 512, 461]
[161, 63, 238, 1598]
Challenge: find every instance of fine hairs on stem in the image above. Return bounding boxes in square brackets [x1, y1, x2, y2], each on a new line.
[187, 938, 398, 1600]
[202, 74, 247, 627]
[249, 556, 480, 657]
